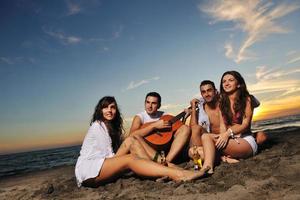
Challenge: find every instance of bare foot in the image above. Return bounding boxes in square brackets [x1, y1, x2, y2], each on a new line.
[256, 131, 268, 145]
[166, 162, 182, 170]
[221, 156, 240, 164]
[175, 166, 211, 182]
[156, 176, 170, 182]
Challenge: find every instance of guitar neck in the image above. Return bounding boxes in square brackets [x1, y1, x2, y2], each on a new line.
[169, 111, 186, 124]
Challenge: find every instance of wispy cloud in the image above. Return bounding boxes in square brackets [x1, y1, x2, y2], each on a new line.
[160, 103, 185, 110]
[200, 0, 300, 63]
[125, 76, 160, 91]
[89, 25, 124, 42]
[0, 57, 36, 65]
[65, 0, 102, 16]
[112, 25, 123, 39]
[43, 27, 81, 45]
[66, 0, 81, 16]
[286, 51, 300, 64]
[248, 66, 300, 97]
[0, 57, 14, 65]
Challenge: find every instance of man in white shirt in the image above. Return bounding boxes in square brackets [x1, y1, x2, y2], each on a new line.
[130, 92, 190, 165]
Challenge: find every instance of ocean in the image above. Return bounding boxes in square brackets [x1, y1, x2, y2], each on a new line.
[1, 114, 300, 179]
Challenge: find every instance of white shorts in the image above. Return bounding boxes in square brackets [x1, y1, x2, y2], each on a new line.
[241, 135, 258, 156]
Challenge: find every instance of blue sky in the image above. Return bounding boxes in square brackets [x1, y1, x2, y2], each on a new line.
[1, 0, 300, 154]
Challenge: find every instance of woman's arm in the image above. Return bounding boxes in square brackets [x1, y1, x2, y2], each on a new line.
[229, 97, 253, 135]
[215, 110, 230, 149]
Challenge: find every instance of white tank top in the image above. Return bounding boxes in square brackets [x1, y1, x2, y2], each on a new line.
[136, 110, 164, 124]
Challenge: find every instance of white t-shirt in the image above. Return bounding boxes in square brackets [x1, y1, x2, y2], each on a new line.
[75, 121, 114, 187]
[136, 110, 164, 124]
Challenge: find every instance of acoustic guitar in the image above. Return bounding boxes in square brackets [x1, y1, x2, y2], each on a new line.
[142, 109, 188, 151]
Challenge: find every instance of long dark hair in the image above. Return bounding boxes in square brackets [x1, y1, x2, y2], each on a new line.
[219, 71, 249, 125]
[91, 96, 124, 152]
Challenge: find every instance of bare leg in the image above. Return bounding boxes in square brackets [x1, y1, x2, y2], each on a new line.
[115, 136, 136, 156]
[222, 138, 253, 159]
[116, 135, 155, 161]
[166, 125, 191, 163]
[96, 154, 209, 183]
[201, 133, 217, 174]
[132, 135, 157, 160]
[190, 125, 204, 147]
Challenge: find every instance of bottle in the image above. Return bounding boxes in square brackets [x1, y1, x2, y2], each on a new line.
[192, 149, 200, 170]
[160, 151, 167, 166]
[193, 158, 199, 170]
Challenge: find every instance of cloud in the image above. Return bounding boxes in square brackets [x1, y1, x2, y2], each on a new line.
[0, 57, 36, 65]
[200, 0, 300, 63]
[224, 42, 235, 60]
[87, 25, 124, 43]
[65, 0, 102, 16]
[112, 25, 124, 40]
[248, 66, 300, 98]
[43, 28, 81, 45]
[160, 103, 185, 110]
[126, 76, 160, 90]
[0, 57, 14, 65]
[286, 51, 300, 64]
[66, 0, 82, 16]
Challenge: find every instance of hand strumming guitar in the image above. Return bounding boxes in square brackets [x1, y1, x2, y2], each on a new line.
[153, 119, 171, 130]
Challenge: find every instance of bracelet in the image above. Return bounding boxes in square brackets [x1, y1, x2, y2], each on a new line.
[228, 128, 234, 138]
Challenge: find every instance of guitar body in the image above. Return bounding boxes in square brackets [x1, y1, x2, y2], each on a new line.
[143, 115, 183, 151]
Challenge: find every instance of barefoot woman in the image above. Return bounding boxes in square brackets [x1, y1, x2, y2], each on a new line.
[75, 96, 208, 187]
[202, 71, 258, 173]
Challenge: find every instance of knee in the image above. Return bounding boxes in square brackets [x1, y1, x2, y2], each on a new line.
[123, 135, 139, 150]
[123, 136, 134, 146]
[179, 125, 191, 136]
[201, 133, 211, 141]
[125, 136, 143, 153]
[130, 140, 141, 154]
[191, 125, 203, 135]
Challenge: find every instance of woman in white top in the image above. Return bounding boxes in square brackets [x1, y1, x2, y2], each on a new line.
[75, 96, 209, 187]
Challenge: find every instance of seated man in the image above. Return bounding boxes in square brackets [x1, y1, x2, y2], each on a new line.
[129, 92, 191, 165]
[188, 80, 267, 161]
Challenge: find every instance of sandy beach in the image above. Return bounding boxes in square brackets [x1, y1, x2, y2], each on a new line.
[1, 127, 299, 200]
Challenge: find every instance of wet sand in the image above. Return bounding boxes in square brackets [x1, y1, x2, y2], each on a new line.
[1, 127, 299, 200]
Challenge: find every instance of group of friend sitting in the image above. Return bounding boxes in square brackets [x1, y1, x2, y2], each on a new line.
[75, 70, 268, 188]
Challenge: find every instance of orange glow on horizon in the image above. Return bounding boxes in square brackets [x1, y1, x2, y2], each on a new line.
[252, 95, 300, 121]
[1, 95, 300, 155]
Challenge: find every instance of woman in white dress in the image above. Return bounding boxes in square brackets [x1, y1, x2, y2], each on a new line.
[75, 96, 209, 187]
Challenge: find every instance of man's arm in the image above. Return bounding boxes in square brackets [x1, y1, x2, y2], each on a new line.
[189, 99, 199, 127]
[129, 116, 169, 137]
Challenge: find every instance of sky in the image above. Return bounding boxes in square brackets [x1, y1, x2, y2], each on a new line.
[1, 0, 300, 155]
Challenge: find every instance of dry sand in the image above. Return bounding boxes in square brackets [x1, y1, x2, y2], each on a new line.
[1, 127, 299, 200]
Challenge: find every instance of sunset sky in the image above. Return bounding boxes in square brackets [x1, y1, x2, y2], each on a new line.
[1, 0, 300, 154]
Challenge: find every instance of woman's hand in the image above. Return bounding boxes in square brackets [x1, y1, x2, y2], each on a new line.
[215, 131, 230, 150]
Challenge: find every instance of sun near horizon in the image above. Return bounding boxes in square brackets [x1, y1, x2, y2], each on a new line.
[252, 98, 300, 122]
